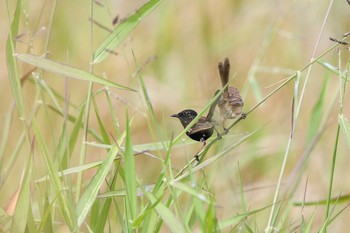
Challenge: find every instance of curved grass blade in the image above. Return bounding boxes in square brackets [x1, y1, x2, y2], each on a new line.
[15, 53, 135, 91]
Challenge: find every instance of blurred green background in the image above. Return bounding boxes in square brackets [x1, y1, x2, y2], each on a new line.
[1, 0, 350, 232]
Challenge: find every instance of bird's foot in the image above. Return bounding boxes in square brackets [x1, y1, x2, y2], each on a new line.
[224, 128, 229, 134]
[217, 133, 223, 140]
[194, 154, 200, 162]
[241, 112, 247, 119]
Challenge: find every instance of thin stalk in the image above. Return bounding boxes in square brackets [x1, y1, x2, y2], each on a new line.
[265, 1, 334, 231]
[324, 50, 349, 231]
[75, 0, 94, 201]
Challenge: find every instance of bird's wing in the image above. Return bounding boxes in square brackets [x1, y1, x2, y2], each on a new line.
[188, 121, 213, 135]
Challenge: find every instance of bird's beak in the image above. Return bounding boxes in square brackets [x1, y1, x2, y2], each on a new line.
[170, 113, 178, 118]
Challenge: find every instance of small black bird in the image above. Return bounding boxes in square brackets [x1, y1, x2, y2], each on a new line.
[171, 94, 219, 158]
[171, 109, 215, 143]
[218, 58, 245, 131]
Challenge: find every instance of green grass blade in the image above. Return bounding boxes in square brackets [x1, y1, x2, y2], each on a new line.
[203, 202, 217, 233]
[0, 207, 11, 231]
[64, 105, 85, 162]
[48, 104, 103, 142]
[219, 205, 270, 230]
[184, 202, 195, 229]
[10, 156, 32, 233]
[318, 60, 349, 82]
[192, 193, 205, 227]
[338, 60, 350, 147]
[5, 0, 25, 119]
[15, 53, 135, 91]
[237, 164, 247, 213]
[26, 203, 36, 233]
[124, 112, 138, 222]
[339, 114, 350, 148]
[56, 123, 69, 169]
[34, 74, 64, 115]
[294, 194, 350, 207]
[90, 200, 100, 231]
[306, 75, 328, 143]
[32, 117, 78, 230]
[75, 145, 119, 226]
[133, 54, 164, 146]
[139, 181, 167, 232]
[92, 0, 163, 64]
[324, 52, 348, 230]
[93, 199, 111, 233]
[98, 184, 156, 198]
[0, 104, 14, 164]
[35, 156, 121, 183]
[168, 181, 209, 204]
[92, 95, 111, 144]
[42, 194, 54, 233]
[143, 191, 187, 233]
[94, 169, 120, 233]
[105, 88, 121, 137]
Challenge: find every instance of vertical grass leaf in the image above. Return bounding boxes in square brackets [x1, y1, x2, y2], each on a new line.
[124, 112, 137, 222]
[306, 75, 328, 143]
[75, 145, 119, 226]
[32, 117, 78, 230]
[92, 95, 111, 145]
[143, 191, 186, 233]
[5, 0, 25, 119]
[338, 114, 350, 148]
[204, 201, 217, 233]
[0, 104, 14, 164]
[10, 156, 32, 233]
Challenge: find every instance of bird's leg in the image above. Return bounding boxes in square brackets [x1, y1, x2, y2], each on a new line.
[214, 127, 222, 140]
[223, 113, 246, 134]
[211, 120, 222, 140]
[194, 138, 206, 162]
[223, 122, 229, 134]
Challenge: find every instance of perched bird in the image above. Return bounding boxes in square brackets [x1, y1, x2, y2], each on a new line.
[218, 58, 245, 131]
[171, 109, 214, 143]
[171, 95, 219, 159]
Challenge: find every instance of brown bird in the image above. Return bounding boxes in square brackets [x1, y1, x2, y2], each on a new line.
[218, 58, 245, 131]
[171, 94, 220, 160]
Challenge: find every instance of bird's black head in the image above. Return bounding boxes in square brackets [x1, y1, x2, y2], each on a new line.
[171, 109, 198, 128]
